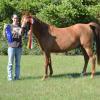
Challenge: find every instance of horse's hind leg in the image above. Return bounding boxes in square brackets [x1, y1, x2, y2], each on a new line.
[84, 47, 96, 78]
[81, 46, 89, 76]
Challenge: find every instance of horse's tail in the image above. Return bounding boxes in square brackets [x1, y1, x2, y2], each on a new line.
[89, 22, 100, 65]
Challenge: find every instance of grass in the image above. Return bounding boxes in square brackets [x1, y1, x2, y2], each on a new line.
[0, 55, 100, 100]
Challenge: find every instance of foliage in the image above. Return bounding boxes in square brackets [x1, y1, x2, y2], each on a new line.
[37, 0, 95, 27]
[0, 0, 100, 55]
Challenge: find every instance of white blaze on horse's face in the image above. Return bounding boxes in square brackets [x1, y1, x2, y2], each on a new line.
[21, 16, 28, 27]
[24, 16, 30, 23]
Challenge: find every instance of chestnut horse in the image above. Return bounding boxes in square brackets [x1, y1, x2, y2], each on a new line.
[21, 13, 100, 80]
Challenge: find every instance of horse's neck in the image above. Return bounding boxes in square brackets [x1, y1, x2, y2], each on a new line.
[33, 20, 49, 37]
[32, 21, 49, 50]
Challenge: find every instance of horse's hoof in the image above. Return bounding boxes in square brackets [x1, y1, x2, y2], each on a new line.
[42, 76, 48, 80]
[49, 73, 53, 77]
[80, 72, 86, 77]
[91, 74, 94, 79]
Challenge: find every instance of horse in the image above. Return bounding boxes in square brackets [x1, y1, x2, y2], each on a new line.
[21, 13, 100, 80]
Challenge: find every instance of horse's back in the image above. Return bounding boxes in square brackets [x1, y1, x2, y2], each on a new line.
[48, 24, 81, 52]
[49, 23, 94, 52]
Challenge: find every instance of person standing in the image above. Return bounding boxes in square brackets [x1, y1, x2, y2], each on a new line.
[3, 14, 23, 81]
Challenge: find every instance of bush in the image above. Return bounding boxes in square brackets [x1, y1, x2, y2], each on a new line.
[37, 0, 95, 28]
[0, 39, 8, 55]
[0, 0, 100, 55]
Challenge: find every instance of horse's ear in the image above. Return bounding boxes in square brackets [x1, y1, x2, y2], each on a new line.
[21, 10, 32, 16]
[21, 10, 27, 16]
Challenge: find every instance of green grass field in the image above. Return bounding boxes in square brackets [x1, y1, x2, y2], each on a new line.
[0, 55, 100, 100]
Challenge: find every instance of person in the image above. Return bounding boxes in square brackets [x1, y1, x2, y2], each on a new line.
[3, 14, 23, 81]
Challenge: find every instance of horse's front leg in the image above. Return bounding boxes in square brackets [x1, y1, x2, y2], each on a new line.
[48, 55, 53, 77]
[42, 52, 49, 80]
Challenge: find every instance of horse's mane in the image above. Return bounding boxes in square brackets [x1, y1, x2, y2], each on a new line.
[33, 16, 49, 27]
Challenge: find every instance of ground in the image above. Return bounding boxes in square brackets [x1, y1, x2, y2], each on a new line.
[0, 55, 100, 100]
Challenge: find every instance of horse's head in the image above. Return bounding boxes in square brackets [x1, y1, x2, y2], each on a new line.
[21, 12, 49, 36]
[21, 12, 34, 28]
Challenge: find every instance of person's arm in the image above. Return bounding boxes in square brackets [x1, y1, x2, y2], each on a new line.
[20, 17, 30, 35]
[19, 27, 25, 36]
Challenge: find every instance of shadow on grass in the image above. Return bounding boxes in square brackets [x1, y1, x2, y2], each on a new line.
[52, 71, 100, 79]
[20, 72, 100, 80]
[21, 76, 42, 80]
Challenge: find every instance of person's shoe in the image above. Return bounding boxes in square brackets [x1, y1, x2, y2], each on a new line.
[14, 77, 20, 80]
[8, 78, 13, 81]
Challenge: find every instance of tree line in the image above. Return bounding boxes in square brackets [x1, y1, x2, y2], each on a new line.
[0, 0, 100, 55]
